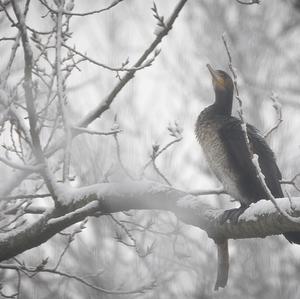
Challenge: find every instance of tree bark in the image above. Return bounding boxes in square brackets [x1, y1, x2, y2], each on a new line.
[1, 181, 300, 262]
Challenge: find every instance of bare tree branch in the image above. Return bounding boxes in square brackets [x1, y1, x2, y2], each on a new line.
[11, 0, 58, 203]
[78, 0, 188, 128]
[0, 0, 188, 198]
[55, 0, 72, 182]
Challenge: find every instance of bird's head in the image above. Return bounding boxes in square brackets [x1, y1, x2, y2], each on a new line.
[206, 64, 234, 115]
[207, 64, 234, 93]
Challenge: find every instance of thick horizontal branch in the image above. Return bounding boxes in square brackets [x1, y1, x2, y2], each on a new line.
[1, 181, 300, 262]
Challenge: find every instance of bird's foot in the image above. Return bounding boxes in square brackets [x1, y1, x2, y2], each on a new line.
[219, 206, 247, 224]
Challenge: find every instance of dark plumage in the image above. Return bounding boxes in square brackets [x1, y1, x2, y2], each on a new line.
[195, 64, 300, 244]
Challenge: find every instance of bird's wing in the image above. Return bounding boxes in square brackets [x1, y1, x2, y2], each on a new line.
[218, 117, 283, 201]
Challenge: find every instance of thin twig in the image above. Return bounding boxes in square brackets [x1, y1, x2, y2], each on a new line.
[152, 2, 167, 29]
[0, 193, 50, 201]
[0, 263, 156, 295]
[0, 37, 16, 42]
[0, 0, 16, 25]
[62, 43, 158, 72]
[55, 0, 71, 182]
[152, 159, 172, 186]
[190, 188, 226, 196]
[38, 0, 124, 17]
[53, 219, 88, 270]
[142, 137, 182, 173]
[3, 33, 21, 84]
[113, 131, 134, 180]
[26, 25, 53, 35]
[16, 269, 21, 299]
[222, 34, 246, 124]
[141, 123, 182, 182]
[281, 173, 300, 192]
[264, 93, 283, 138]
[0, 156, 42, 171]
[72, 127, 122, 136]
[235, 0, 260, 4]
[110, 214, 145, 257]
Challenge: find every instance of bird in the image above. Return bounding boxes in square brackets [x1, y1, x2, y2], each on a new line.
[195, 64, 300, 244]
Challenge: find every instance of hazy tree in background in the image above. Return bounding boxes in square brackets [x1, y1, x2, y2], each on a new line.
[1, 0, 300, 298]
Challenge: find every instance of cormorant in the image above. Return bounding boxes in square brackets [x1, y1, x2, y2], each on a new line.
[195, 64, 300, 244]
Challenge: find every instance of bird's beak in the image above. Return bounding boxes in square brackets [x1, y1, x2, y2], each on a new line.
[207, 64, 225, 87]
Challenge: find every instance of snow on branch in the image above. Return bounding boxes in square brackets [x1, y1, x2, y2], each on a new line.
[1, 181, 300, 262]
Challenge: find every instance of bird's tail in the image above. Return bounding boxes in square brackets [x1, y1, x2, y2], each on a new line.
[284, 232, 300, 244]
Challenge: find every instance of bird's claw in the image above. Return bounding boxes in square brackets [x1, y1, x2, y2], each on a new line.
[219, 206, 247, 224]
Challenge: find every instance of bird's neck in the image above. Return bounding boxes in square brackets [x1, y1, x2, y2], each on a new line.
[212, 89, 233, 116]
